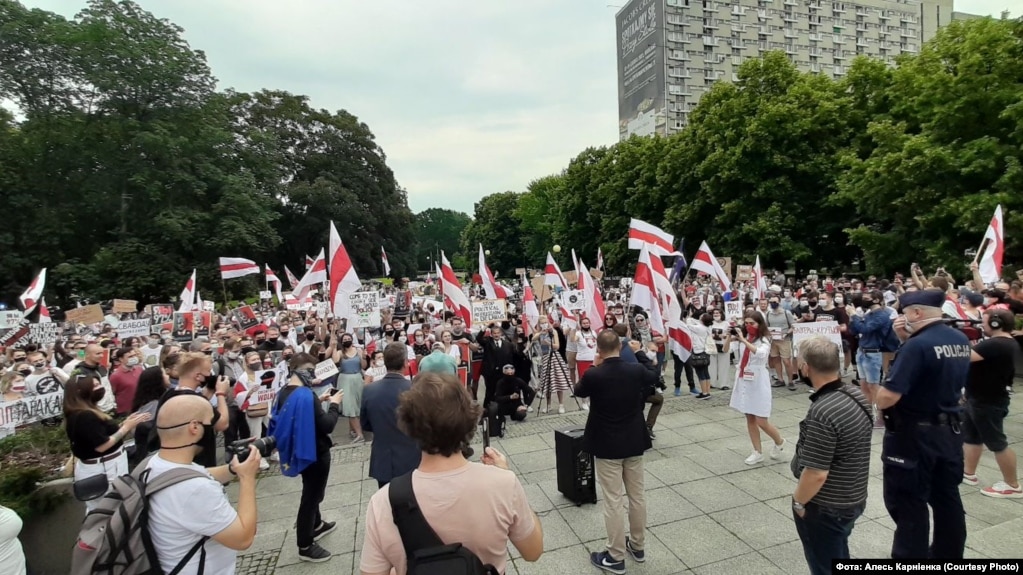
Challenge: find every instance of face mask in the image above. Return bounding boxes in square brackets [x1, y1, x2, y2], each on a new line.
[713, 316, 721, 322]
[769, 302, 779, 309]
[199, 373, 218, 388]
[305, 333, 316, 341]
[90, 387, 106, 403]
[282, 353, 293, 361]
[126, 357, 140, 367]
[247, 362, 261, 371]
[746, 326, 760, 339]
[374, 360, 384, 367]
[157, 421, 215, 453]
[581, 325, 591, 331]
[835, 296, 844, 304]
[808, 299, 818, 307]
[398, 336, 407, 343]
[281, 330, 290, 336]
[295, 368, 316, 386]
[227, 351, 240, 360]
[241, 346, 256, 355]
[33, 361, 47, 369]
[17, 368, 31, 377]
[148, 340, 161, 347]
[861, 299, 874, 308]
[268, 337, 279, 344]
[342, 340, 353, 348]
[799, 300, 808, 307]
[415, 336, 423, 343]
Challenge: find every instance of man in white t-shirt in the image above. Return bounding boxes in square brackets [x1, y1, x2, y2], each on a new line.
[146, 394, 261, 575]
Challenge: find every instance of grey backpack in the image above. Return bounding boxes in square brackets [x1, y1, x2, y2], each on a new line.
[70, 459, 210, 575]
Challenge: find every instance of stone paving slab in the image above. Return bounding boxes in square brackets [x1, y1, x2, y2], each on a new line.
[233, 371, 1023, 574]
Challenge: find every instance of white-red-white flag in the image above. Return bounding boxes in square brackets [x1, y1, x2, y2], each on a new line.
[544, 252, 568, 289]
[381, 246, 391, 277]
[177, 269, 196, 313]
[649, 249, 693, 361]
[478, 245, 512, 300]
[265, 265, 284, 303]
[596, 247, 604, 271]
[39, 298, 51, 323]
[440, 252, 473, 326]
[522, 280, 540, 337]
[691, 240, 732, 292]
[978, 204, 1004, 285]
[632, 245, 666, 335]
[577, 259, 606, 328]
[628, 218, 680, 257]
[329, 221, 362, 319]
[283, 266, 300, 290]
[752, 255, 768, 300]
[292, 250, 326, 301]
[19, 268, 46, 314]
[305, 254, 314, 271]
[219, 257, 260, 280]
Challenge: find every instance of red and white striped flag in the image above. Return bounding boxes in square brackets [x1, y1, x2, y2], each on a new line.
[177, 269, 196, 313]
[978, 204, 1004, 284]
[522, 280, 539, 337]
[576, 259, 606, 328]
[752, 255, 768, 300]
[283, 266, 300, 290]
[544, 252, 568, 289]
[691, 240, 732, 292]
[478, 245, 512, 300]
[292, 250, 326, 301]
[628, 218, 680, 257]
[440, 252, 472, 326]
[596, 247, 604, 271]
[329, 222, 362, 319]
[381, 246, 391, 276]
[305, 254, 314, 271]
[632, 245, 665, 334]
[219, 257, 260, 280]
[19, 268, 46, 314]
[648, 249, 693, 361]
[265, 265, 284, 303]
[39, 298, 51, 323]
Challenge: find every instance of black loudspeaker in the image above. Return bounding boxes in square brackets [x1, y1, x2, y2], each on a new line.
[554, 426, 596, 506]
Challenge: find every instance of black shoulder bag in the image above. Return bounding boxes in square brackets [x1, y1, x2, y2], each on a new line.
[388, 472, 499, 575]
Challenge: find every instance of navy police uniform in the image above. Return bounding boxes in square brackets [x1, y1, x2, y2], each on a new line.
[881, 290, 969, 559]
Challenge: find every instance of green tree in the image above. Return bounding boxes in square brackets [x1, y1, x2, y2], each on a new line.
[414, 208, 471, 272]
[460, 192, 526, 277]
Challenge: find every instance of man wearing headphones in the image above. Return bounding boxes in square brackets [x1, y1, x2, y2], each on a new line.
[962, 308, 1021, 498]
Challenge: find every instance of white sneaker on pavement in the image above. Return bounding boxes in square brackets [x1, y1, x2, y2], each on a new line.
[770, 439, 787, 459]
[745, 451, 764, 465]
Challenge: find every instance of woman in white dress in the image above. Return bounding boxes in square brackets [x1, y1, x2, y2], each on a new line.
[728, 312, 787, 465]
[708, 309, 732, 390]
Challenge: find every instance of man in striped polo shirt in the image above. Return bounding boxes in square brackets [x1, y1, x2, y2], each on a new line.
[790, 337, 873, 575]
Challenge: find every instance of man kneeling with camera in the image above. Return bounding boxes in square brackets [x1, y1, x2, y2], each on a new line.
[268, 352, 345, 563]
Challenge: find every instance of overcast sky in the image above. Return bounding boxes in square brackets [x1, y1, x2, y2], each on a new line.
[24, 0, 1013, 216]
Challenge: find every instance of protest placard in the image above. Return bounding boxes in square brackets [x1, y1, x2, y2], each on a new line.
[259, 290, 272, 300]
[348, 291, 381, 328]
[66, 304, 104, 326]
[791, 321, 842, 356]
[736, 265, 753, 282]
[0, 321, 30, 348]
[231, 305, 259, 330]
[724, 301, 744, 321]
[394, 290, 412, 319]
[315, 359, 340, 380]
[0, 391, 64, 430]
[376, 291, 391, 309]
[171, 312, 194, 342]
[315, 302, 330, 318]
[0, 311, 23, 329]
[147, 304, 174, 323]
[118, 318, 151, 339]
[561, 290, 586, 312]
[27, 322, 59, 346]
[193, 311, 211, 338]
[249, 369, 285, 405]
[471, 299, 507, 326]
[112, 299, 138, 314]
[203, 300, 216, 312]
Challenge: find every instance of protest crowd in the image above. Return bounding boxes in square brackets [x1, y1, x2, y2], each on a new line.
[0, 212, 1019, 575]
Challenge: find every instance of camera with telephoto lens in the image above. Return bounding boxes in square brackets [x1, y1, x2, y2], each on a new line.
[227, 436, 276, 463]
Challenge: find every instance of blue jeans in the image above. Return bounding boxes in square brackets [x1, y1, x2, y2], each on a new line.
[856, 350, 883, 384]
[793, 501, 864, 575]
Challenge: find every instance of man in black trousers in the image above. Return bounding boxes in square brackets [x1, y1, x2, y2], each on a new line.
[361, 343, 422, 488]
[479, 323, 516, 408]
[575, 330, 655, 574]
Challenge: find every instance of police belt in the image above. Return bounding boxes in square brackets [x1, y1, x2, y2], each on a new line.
[908, 413, 958, 427]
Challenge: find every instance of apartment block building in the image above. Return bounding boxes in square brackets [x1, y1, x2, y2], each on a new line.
[616, 0, 954, 139]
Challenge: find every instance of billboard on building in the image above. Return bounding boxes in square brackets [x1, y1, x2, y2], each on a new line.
[616, 0, 666, 140]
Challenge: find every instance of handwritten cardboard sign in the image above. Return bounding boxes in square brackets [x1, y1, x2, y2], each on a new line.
[0, 391, 64, 430]
[348, 291, 381, 328]
[112, 299, 138, 314]
[66, 304, 104, 326]
[471, 299, 507, 327]
[27, 322, 60, 345]
[791, 321, 842, 356]
[314, 359, 340, 380]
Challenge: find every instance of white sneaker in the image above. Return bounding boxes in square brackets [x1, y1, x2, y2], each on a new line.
[259, 458, 270, 471]
[269, 452, 280, 462]
[558, 405, 566, 414]
[745, 451, 764, 465]
[581, 402, 590, 411]
[981, 481, 1023, 498]
[540, 406, 548, 414]
[770, 439, 787, 459]
[527, 406, 534, 412]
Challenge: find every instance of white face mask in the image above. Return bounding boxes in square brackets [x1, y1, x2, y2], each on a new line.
[834, 296, 844, 304]
[126, 357, 140, 367]
[375, 360, 384, 367]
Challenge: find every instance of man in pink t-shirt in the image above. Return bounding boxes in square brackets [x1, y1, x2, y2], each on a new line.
[109, 348, 143, 416]
[359, 373, 544, 575]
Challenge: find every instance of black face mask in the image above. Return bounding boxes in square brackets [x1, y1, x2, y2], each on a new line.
[282, 353, 293, 361]
[305, 333, 316, 341]
[199, 373, 218, 388]
[342, 340, 353, 348]
[294, 368, 316, 387]
[281, 330, 290, 336]
[808, 300, 818, 307]
[240, 346, 255, 355]
[268, 338, 279, 344]
[157, 421, 215, 453]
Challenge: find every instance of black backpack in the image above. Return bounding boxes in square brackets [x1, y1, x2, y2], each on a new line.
[388, 472, 499, 575]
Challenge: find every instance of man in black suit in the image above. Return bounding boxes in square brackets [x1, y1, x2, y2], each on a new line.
[479, 323, 516, 408]
[360, 343, 422, 488]
[574, 330, 654, 574]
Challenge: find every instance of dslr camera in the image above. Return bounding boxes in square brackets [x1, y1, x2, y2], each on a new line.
[226, 436, 277, 463]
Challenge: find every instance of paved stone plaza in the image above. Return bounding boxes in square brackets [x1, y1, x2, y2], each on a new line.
[231, 373, 1023, 575]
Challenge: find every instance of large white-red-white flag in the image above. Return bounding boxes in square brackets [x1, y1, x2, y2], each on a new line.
[649, 248, 693, 361]
[329, 221, 362, 319]
[283, 266, 300, 290]
[978, 204, 1004, 285]
[265, 265, 284, 303]
[596, 247, 604, 271]
[691, 240, 732, 292]
[305, 254, 314, 271]
[219, 257, 260, 280]
[628, 218, 680, 257]
[177, 269, 197, 313]
[478, 245, 512, 300]
[292, 249, 326, 302]
[440, 251, 472, 326]
[19, 268, 46, 314]
[381, 246, 391, 277]
[576, 259, 606, 328]
[632, 245, 666, 335]
[522, 280, 540, 337]
[752, 255, 768, 300]
[39, 298, 51, 323]
[544, 252, 568, 289]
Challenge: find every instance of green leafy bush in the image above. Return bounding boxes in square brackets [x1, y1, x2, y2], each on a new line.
[0, 425, 72, 519]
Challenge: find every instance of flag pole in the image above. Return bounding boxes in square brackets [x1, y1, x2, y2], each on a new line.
[221, 277, 229, 308]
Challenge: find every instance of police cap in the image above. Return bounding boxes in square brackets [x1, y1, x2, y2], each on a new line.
[898, 289, 944, 309]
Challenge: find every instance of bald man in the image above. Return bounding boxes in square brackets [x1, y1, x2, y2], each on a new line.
[146, 394, 260, 574]
[154, 352, 231, 468]
[67, 342, 117, 413]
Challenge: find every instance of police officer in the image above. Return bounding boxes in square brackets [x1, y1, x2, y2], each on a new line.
[876, 288, 970, 559]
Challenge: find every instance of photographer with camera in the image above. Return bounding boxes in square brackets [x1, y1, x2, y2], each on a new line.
[267, 352, 344, 563]
[154, 352, 231, 468]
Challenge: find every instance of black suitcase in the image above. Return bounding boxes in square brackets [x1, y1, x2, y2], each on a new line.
[554, 426, 596, 505]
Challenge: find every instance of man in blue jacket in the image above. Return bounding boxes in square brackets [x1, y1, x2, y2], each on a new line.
[361, 343, 422, 488]
[849, 289, 893, 428]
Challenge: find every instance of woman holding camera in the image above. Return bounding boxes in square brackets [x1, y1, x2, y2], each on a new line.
[728, 312, 786, 465]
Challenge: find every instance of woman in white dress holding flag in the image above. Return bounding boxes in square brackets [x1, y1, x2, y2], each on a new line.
[728, 312, 786, 465]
